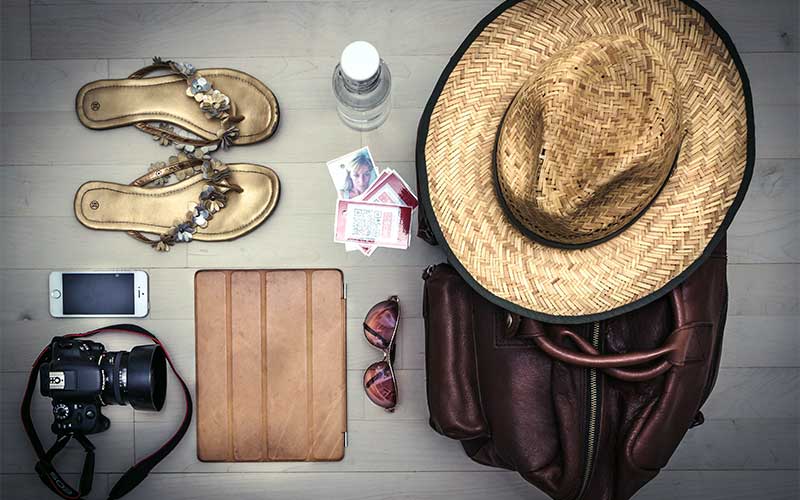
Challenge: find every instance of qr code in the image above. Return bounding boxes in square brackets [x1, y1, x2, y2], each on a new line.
[349, 207, 383, 239]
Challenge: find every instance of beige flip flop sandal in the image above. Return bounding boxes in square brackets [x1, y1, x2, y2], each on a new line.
[75, 156, 279, 252]
[76, 57, 279, 151]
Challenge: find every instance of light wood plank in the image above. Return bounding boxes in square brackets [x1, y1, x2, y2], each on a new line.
[722, 316, 800, 368]
[0, 267, 433, 321]
[727, 209, 799, 264]
[101, 469, 798, 500]
[1, 2, 798, 498]
[727, 264, 799, 316]
[741, 53, 800, 106]
[4, 208, 790, 270]
[29, 0, 800, 59]
[0, 216, 188, 269]
[130, 416, 800, 474]
[30, 1, 498, 59]
[637, 471, 798, 500]
[738, 159, 800, 213]
[669, 418, 799, 470]
[3, 470, 796, 500]
[0, 162, 420, 217]
[109, 56, 448, 111]
[1, 264, 794, 322]
[703, 368, 799, 419]
[0, 109, 360, 166]
[754, 104, 800, 159]
[0, 59, 108, 113]
[700, 0, 799, 52]
[116, 472, 538, 500]
[4, 157, 791, 219]
[0, 0, 30, 60]
[7, 313, 791, 375]
[185, 215, 444, 268]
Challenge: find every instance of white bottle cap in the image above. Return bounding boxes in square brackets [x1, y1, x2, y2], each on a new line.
[340, 41, 380, 82]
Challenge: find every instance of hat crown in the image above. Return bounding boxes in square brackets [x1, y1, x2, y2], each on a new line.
[495, 35, 683, 247]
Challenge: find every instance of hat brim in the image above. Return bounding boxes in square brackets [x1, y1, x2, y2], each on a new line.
[416, 0, 754, 323]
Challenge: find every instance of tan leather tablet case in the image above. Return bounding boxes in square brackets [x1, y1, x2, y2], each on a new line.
[195, 269, 346, 462]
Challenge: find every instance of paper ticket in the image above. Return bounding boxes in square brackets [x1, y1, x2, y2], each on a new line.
[334, 200, 412, 249]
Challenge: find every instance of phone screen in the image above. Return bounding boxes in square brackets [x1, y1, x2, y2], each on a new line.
[62, 273, 135, 315]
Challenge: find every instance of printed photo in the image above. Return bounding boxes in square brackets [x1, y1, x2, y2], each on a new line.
[327, 147, 380, 200]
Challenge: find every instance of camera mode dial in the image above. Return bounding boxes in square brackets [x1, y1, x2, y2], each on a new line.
[53, 403, 70, 420]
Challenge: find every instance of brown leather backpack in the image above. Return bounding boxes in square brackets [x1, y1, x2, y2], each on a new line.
[422, 237, 728, 500]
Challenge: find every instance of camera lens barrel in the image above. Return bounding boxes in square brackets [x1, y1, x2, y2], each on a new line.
[100, 345, 167, 411]
[127, 345, 167, 411]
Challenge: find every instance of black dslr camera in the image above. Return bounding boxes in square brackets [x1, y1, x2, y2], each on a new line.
[39, 337, 167, 435]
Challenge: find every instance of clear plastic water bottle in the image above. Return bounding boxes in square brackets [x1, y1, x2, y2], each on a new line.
[332, 41, 392, 131]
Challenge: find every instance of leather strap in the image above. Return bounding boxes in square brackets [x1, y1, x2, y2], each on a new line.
[130, 158, 203, 187]
[127, 60, 174, 80]
[125, 157, 204, 244]
[518, 320, 708, 382]
[134, 122, 213, 148]
[21, 325, 193, 500]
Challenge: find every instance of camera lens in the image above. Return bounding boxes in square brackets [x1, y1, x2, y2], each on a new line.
[127, 345, 166, 411]
[101, 345, 167, 411]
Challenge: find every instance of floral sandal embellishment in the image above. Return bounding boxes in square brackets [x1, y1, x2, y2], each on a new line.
[141, 57, 243, 152]
[140, 158, 243, 252]
[151, 123, 176, 146]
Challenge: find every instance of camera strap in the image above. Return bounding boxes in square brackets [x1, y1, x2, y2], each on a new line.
[21, 324, 193, 500]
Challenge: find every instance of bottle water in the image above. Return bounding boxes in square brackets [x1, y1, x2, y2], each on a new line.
[332, 41, 392, 131]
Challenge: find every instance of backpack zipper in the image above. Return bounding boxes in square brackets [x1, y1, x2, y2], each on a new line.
[576, 321, 602, 500]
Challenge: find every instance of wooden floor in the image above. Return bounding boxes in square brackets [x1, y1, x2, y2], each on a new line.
[0, 0, 798, 499]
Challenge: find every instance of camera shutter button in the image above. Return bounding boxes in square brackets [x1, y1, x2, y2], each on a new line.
[85, 409, 95, 419]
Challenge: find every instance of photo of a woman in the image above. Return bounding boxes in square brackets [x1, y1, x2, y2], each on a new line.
[328, 147, 379, 200]
[342, 149, 377, 199]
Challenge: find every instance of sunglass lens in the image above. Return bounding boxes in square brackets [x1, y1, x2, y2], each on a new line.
[363, 299, 398, 350]
[363, 361, 397, 410]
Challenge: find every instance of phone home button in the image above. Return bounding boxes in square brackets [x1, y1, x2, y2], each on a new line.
[51, 290, 61, 299]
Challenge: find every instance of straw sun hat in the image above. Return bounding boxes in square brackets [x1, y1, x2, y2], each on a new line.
[417, 0, 754, 323]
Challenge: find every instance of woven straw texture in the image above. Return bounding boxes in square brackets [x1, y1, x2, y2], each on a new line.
[495, 35, 683, 246]
[423, 0, 749, 318]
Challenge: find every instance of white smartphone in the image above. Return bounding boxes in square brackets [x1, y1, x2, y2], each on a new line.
[49, 271, 149, 318]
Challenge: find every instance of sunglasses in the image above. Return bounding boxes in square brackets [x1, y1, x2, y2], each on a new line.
[362, 295, 399, 412]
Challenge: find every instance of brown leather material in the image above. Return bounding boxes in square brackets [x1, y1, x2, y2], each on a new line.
[76, 68, 279, 146]
[74, 164, 279, 242]
[423, 238, 728, 500]
[194, 270, 347, 462]
[520, 321, 706, 375]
